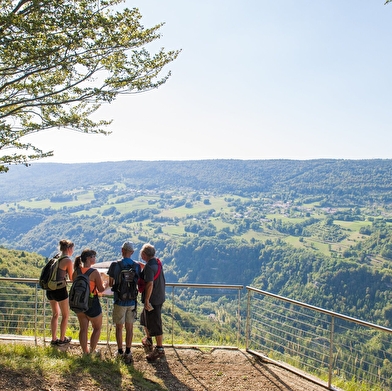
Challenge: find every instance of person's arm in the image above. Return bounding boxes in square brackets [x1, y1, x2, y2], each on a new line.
[65, 258, 74, 281]
[93, 269, 106, 293]
[107, 262, 116, 288]
[144, 281, 153, 310]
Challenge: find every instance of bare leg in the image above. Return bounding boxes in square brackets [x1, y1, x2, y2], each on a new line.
[77, 313, 90, 353]
[89, 313, 102, 353]
[115, 323, 123, 350]
[125, 322, 133, 348]
[58, 298, 70, 341]
[49, 300, 59, 341]
[155, 334, 163, 347]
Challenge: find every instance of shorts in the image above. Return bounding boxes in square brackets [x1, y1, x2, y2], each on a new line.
[84, 295, 102, 318]
[46, 287, 68, 302]
[112, 304, 137, 324]
[140, 304, 163, 337]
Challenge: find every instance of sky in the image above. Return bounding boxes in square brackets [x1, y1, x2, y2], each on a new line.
[24, 1, 392, 163]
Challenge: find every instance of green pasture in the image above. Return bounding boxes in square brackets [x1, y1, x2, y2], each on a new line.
[209, 218, 232, 231]
[336, 220, 370, 231]
[284, 236, 306, 250]
[207, 196, 230, 211]
[242, 230, 281, 243]
[161, 223, 189, 237]
[14, 190, 95, 210]
[110, 194, 161, 210]
[18, 199, 69, 210]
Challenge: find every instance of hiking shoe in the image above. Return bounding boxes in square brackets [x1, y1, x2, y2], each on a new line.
[142, 337, 153, 353]
[123, 352, 133, 364]
[57, 336, 72, 345]
[146, 347, 165, 362]
[50, 339, 59, 346]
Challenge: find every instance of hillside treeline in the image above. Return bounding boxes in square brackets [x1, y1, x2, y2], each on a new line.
[2, 159, 392, 204]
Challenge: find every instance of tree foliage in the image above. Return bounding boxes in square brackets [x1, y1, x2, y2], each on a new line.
[0, 0, 180, 172]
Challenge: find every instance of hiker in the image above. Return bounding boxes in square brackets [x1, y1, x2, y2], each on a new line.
[139, 243, 166, 362]
[47, 239, 74, 346]
[72, 249, 107, 354]
[107, 241, 141, 364]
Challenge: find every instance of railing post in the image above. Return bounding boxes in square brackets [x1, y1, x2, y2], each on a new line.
[34, 284, 38, 346]
[245, 288, 251, 350]
[237, 289, 241, 347]
[106, 297, 110, 350]
[328, 315, 335, 389]
[171, 285, 174, 346]
[43, 290, 47, 346]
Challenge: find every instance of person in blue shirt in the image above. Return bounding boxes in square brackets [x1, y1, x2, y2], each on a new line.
[108, 241, 141, 364]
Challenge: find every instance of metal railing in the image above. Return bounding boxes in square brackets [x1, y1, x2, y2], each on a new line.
[2, 278, 392, 390]
[0, 277, 243, 349]
[245, 287, 392, 391]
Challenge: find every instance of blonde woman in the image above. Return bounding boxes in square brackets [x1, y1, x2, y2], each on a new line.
[47, 239, 74, 346]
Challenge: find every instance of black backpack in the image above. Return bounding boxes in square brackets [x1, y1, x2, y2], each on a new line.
[69, 268, 95, 313]
[39, 253, 67, 290]
[115, 261, 138, 301]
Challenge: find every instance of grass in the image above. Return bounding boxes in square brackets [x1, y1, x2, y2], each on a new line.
[0, 343, 164, 391]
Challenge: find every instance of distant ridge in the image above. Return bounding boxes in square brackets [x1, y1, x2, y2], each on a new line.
[1, 159, 392, 203]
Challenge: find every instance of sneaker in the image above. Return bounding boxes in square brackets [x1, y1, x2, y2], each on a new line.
[142, 337, 153, 353]
[123, 352, 133, 364]
[50, 339, 59, 346]
[57, 336, 72, 345]
[146, 347, 165, 362]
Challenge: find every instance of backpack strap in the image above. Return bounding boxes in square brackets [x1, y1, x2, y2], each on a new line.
[85, 268, 95, 277]
[76, 267, 96, 293]
[115, 260, 124, 283]
[154, 258, 162, 281]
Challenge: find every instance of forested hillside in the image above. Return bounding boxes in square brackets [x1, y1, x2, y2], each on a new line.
[1, 159, 392, 204]
[1, 159, 392, 326]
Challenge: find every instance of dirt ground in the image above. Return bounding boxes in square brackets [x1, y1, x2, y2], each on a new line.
[134, 346, 329, 391]
[0, 342, 329, 391]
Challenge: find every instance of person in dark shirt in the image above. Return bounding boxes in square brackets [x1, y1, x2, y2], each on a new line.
[139, 243, 166, 362]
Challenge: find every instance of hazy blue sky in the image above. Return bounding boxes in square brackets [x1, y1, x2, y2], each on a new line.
[25, 1, 392, 163]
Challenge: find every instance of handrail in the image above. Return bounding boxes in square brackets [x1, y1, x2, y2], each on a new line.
[2, 277, 243, 291]
[166, 282, 243, 289]
[247, 286, 392, 334]
[246, 286, 392, 390]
